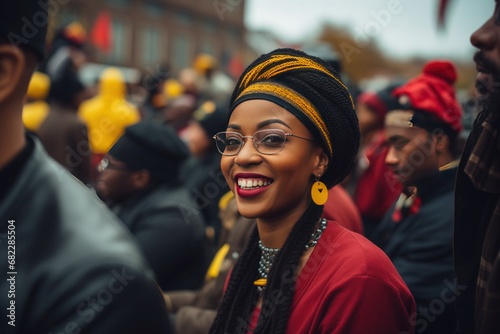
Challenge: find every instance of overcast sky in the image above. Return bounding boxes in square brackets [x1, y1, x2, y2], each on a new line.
[244, 0, 493, 61]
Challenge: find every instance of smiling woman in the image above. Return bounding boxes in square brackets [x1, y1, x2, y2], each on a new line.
[209, 48, 416, 334]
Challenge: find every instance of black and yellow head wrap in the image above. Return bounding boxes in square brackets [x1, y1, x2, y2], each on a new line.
[211, 49, 360, 334]
[229, 48, 360, 188]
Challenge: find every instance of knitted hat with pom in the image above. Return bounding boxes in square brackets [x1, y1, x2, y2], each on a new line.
[387, 60, 463, 135]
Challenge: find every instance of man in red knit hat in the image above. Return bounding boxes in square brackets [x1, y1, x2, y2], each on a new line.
[454, 2, 500, 333]
[370, 60, 463, 334]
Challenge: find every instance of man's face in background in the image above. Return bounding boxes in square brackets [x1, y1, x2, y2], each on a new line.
[471, 0, 500, 113]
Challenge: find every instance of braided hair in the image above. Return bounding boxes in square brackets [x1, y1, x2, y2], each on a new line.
[209, 48, 359, 334]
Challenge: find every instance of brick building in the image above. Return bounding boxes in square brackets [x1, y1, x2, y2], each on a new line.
[52, 0, 248, 76]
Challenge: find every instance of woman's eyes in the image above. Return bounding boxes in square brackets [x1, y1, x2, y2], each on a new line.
[226, 137, 242, 146]
[260, 134, 285, 145]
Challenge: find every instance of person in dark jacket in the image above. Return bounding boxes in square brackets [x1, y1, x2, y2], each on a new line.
[38, 51, 92, 185]
[353, 83, 403, 237]
[370, 60, 463, 334]
[0, 2, 172, 333]
[180, 100, 229, 247]
[96, 121, 208, 291]
[165, 193, 256, 334]
[454, 3, 500, 332]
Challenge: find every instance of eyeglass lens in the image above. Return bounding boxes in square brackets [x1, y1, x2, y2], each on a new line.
[214, 129, 288, 155]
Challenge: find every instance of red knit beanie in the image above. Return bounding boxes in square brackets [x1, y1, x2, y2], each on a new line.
[392, 60, 463, 134]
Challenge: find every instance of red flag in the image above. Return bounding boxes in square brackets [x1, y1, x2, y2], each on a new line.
[228, 55, 245, 80]
[90, 11, 112, 53]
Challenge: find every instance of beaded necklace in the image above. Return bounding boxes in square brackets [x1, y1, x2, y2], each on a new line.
[254, 218, 328, 295]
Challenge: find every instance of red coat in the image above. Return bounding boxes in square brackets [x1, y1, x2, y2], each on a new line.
[248, 221, 416, 333]
[323, 185, 363, 234]
[355, 131, 402, 221]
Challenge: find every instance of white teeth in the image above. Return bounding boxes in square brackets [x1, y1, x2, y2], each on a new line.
[237, 178, 271, 189]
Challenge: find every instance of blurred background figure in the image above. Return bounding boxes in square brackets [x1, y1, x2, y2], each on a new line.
[351, 83, 404, 237]
[180, 101, 230, 249]
[79, 67, 141, 183]
[140, 63, 170, 122]
[165, 193, 255, 334]
[22, 71, 51, 133]
[164, 78, 185, 103]
[180, 101, 229, 251]
[40, 21, 88, 85]
[193, 53, 234, 103]
[162, 68, 200, 133]
[96, 121, 208, 292]
[38, 52, 92, 185]
[370, 60, 463, 334]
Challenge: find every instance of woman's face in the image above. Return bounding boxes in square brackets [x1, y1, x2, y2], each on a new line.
[220, 99, 327, 221]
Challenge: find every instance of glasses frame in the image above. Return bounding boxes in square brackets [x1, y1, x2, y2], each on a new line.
[98, 157, 132, 173]
[213, 129, 313, 156]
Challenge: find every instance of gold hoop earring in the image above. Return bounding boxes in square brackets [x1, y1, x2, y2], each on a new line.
[311, 174, 328, 205]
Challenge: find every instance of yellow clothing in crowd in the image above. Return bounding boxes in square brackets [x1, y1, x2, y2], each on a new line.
[79, 67, 140, 154]
[23, 71, 50, 132]
[23, 101, 50, 132]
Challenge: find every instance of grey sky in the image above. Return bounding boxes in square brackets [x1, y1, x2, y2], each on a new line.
[244, 0, 493, 61]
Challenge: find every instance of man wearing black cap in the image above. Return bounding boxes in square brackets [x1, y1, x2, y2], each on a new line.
[0, 2, 172, 333]
[96, 121, 208, 292]
[370, 60, 463, 334]
[454, 3, 500, 333]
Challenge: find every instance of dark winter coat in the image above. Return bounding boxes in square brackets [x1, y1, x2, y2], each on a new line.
[371, 167, 457, 334]
[0, 136, 171, 334]
[110, 181, 208, 291]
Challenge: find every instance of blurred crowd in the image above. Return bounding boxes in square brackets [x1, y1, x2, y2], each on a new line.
[2, 2, 498, 333]
[22, 20, 479, 334]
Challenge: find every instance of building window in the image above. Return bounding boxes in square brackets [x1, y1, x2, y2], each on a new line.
[142, 2, 166, 18]
[141, 26, 161, 66]
[228, 27, 241, 41]
[203, 20, 216, 33]
[173, 34, 191, 70]
[201, 39, 216, 57]
[175, 11, 192, 25]
[96, 17, 129, 65]
[105, 0, 131, 9]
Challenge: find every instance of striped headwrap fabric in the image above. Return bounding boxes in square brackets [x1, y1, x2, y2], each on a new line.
[229, 48, 360, 188]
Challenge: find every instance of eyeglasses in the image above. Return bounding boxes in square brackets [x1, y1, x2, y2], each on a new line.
[213, 129, 313, 156]
[98, 157, 131, 173]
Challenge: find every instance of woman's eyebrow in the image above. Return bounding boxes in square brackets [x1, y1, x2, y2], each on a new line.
[227, 124, 241, 130]
[257, 119, 292, 130]
[227, 119, 292, 131]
